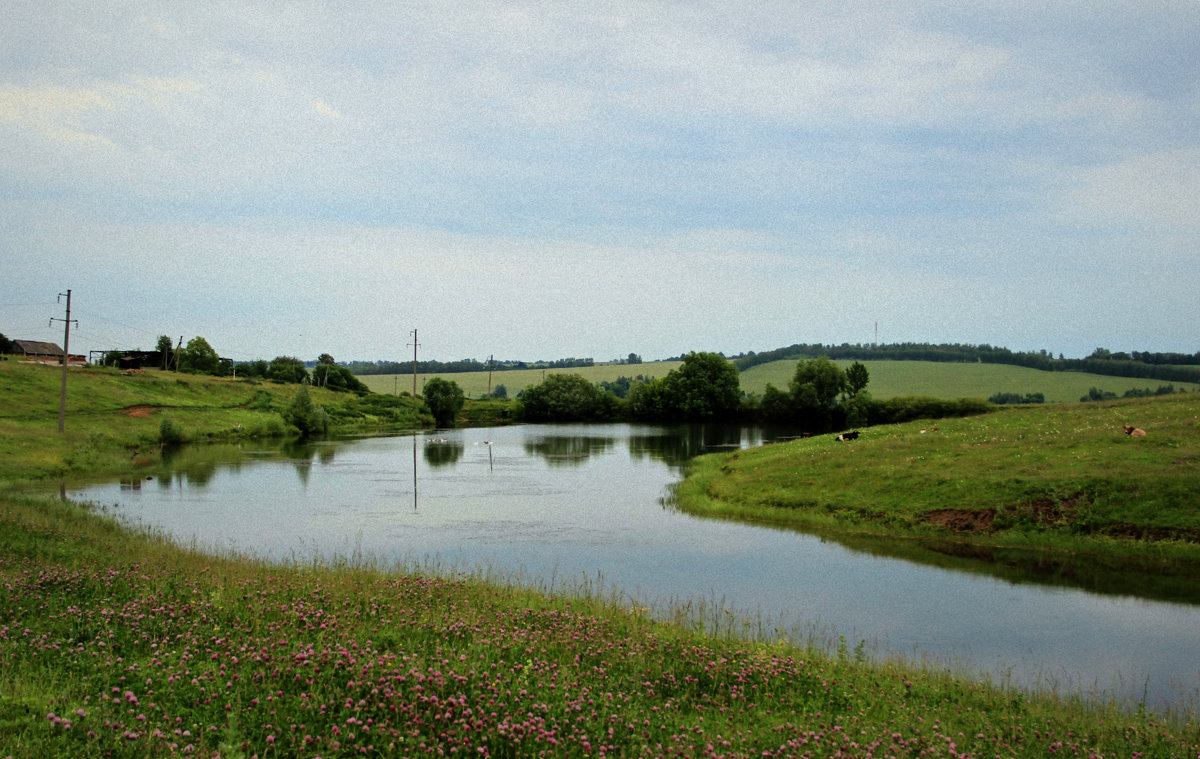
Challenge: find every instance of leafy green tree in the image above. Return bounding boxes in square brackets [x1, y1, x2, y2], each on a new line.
[282, 386, 328, 437]
[178, 336, 220, 374]
[313, 364, 369, 394]
[0, 332, 12, 354]
[423, 377, 465, 427]
[318, 353, 335, 365]
[785, 357, 846, 430]
[155, 335, 174, 369]
[268, 356, 309, 384]
[516, 374, 618, 422]
[490, 384, 508, 399]
[627, 352, 642, 365]
[661, 351, 741, 421]
[845, 361, 870, 396]
[790, 357, 845, 409]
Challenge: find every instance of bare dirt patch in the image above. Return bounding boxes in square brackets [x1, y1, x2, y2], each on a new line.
[924, 508, 996, 533]
[123, 405, 158, 417]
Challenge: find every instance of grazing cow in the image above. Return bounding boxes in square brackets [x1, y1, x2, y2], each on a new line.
[1123, 424, 1147, 438]
[836, 430, 860, 442]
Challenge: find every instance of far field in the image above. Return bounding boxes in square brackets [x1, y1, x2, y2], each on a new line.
[357, 359, 1200, 402]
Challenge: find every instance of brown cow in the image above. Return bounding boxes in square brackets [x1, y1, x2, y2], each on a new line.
[1123, 424, 1147, 438]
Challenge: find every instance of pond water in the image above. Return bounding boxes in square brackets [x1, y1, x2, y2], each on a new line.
[67, 423, 1200, 713]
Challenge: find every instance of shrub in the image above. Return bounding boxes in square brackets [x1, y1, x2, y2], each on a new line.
[158, 416, 187, 445]
[281, 386, 329, 438]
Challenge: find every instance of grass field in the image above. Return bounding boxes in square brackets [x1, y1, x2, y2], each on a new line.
[357, 361, 683, 398]
[357, 358, 1200, 402]
[741, 359, 1200, 402]
[3, 493, 1197, 757]
[0, 360, 428, 487]
[676, 392, 1200, 563]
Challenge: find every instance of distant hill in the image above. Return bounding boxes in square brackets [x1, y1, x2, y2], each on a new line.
[739, 360, 1200, 403]
[357, 357, 1200, 402]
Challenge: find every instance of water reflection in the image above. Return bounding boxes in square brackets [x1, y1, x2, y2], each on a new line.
[523, 435, 615, 466]
[424, 438, 464, 468]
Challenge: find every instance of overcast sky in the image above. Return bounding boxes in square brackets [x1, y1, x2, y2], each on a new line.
[2, 2, 1197, 363]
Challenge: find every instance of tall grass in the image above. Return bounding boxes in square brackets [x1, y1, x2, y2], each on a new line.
[2, 493, 1197, 757]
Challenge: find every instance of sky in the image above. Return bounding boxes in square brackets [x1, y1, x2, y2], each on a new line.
[2, 2, 1198, 364]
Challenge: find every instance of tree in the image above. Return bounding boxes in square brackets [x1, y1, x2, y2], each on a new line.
[845, 361, 870, 396]
[516, 374, 618, 422]
[490, 384, 508, 399]
[268, 356, 309, 384]
[0, 332, 12, 354]
[155, 335, 174, 369]
[178, 336, 220, 374]
[423, 377, 465, 427]
[627, 353, 642, 365]
[318, 353, 335, 365]
[660, 351, 741, 421]
[282, 385, 328, 437]
[788, 357, 846, 431]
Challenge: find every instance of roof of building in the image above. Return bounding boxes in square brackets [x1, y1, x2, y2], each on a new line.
[12, 340, 65, 356]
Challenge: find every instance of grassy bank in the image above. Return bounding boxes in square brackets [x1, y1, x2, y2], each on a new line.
[2, 493, 1197, 757]
[0, 361, 429, 488]
[675, 393, 1200, 563]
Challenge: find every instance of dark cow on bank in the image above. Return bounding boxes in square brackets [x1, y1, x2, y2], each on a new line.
[836, 430, 860, 442]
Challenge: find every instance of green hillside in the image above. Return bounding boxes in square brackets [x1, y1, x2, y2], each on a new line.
[357, 361, 683, 398]
[359, 358, 1200, 402]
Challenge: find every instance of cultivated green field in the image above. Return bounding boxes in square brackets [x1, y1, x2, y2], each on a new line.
[357, 361, 683, 398]
[741, 359, 1200, 401]
[358, 358, 1200, 402]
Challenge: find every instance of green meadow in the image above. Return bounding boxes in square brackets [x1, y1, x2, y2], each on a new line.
[358, 358, 1200, 401]
[3, 358, 1200, 755]
[0, 360, 429, 488]
[357, 361, 683, 398]
[676, 393, 1200, 563]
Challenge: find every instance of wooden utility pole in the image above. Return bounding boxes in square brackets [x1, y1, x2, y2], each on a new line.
[408, 329, 420, 396]
[487, 354, 494, 398]
[51, 289, 77, 433]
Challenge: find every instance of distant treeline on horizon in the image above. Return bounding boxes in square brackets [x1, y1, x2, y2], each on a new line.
[343, 356, 598, 376]
[730, 343, 1200, 385]
[343, 342, 1200, 386]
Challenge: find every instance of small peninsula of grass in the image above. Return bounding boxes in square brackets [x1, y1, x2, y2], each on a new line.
[675, 394, 1200, 563]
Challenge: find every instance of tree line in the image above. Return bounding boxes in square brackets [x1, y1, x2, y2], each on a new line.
[731, 342, 1200, 384]
[345, 356, 596, 375]
[101, 335, 369, 395]
[495, 352, 988, 432]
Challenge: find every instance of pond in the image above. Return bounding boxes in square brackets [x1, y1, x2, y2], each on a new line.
[66, 423, 1200, 713]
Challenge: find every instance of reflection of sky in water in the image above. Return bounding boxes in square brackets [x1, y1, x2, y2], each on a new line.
[74, 425, 1200, 711]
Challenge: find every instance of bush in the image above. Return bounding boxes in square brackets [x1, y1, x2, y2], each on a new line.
[158, 416, 187, 445]
[281, 386, 329, 438]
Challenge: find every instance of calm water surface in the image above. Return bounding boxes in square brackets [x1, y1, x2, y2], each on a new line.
[68, 424, 1200, 712]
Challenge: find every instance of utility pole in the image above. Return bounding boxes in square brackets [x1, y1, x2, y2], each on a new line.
[487, 354, 494, 398]
[408, 329, 420, 396]
[174, 336, 183, 372]
[50, 289, 77, 433]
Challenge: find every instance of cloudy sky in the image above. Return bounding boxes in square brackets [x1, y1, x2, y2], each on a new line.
[2, 2, 1197, 363]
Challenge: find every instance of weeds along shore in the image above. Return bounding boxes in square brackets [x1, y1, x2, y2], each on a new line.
[2, 493, 1198, 757]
